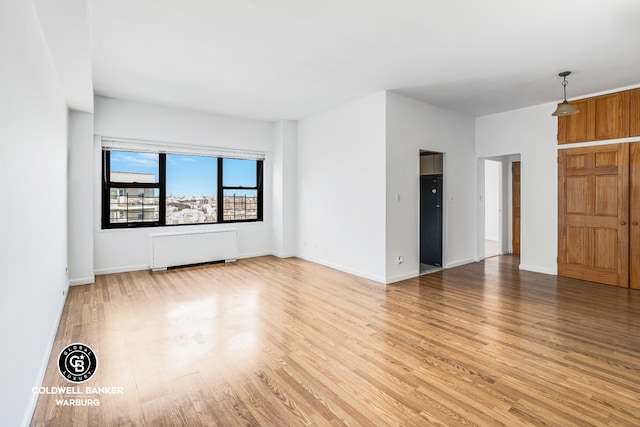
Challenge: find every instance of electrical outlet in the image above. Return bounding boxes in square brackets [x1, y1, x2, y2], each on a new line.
[397, 256, 404, 264]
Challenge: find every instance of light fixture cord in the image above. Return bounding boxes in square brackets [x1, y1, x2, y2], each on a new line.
[562, 76, 568, 102]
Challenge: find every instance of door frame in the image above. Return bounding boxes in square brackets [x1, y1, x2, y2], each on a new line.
[477, 154, 521, 261]
[484, 159, 503, 257]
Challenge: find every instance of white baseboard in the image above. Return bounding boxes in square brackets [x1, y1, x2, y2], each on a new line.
[297, 254, 386, 284]
[23, 288, 68, 427]
[385, 270, 419, 284]
[94, 264, 148, 276]
[237, 251, 272, 260]
[272, 252, 296, 259]
[68, 276, 95, 286]
[519, 264, 557, 275]
[446, 258, 476, 268]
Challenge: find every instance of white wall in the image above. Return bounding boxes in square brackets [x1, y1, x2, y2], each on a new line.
[476, 102, 558, 274]
[0, 1, 69, 425]
[272, 120, 298, 257]
[386, 92, 477, 282]
[297, 92, 387, 282]
[68, 110, 94, 285]
[93, 96, 274, 274]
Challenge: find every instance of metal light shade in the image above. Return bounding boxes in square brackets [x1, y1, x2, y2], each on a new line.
[552, 100, 580, 116]
[552, 71, 580, 116]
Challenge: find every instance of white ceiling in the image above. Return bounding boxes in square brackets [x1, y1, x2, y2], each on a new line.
[36, 0, 640, 120]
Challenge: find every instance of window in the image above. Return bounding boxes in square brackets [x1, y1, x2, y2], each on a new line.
[102, 149, 263, 229]
[105, 151, 162, 226]
[221, 158, 261, 221]
[166, 154, 217, 225]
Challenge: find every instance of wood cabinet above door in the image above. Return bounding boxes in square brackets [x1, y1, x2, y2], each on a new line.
[558, 98, 592, 144]
[593, 91, 630, 141]
[558, 90, 630, 144]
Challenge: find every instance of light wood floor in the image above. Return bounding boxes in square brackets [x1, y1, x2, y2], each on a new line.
[31, 255, 640, 426]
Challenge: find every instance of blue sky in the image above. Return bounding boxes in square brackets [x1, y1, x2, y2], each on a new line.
[110, 151, 257, 197]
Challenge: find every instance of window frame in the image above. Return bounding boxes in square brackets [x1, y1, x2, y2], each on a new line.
[218, 158, 264, 223]
[102, 149, 263, 229]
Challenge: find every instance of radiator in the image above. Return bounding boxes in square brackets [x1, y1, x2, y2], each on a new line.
[150, 229, 238, 271]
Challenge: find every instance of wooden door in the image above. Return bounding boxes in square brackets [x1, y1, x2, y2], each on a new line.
[631, 143, 640, 289]
[558, 144, 629, 287]
[512, 161, 521, 255]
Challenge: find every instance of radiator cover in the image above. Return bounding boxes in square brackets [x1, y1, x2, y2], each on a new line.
[150, 229, 238, 271]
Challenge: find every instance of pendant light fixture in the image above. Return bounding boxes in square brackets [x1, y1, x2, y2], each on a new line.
[552, 71, 580, 116]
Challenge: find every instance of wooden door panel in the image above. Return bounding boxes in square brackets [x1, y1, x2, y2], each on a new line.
[558, 99, 593, 144]
[558, 143, 629, 287]
[595, 175, 617, 216]
[562, 264, 623, 287]
[566, 152, 588, 168]
[631, 143, 640, 289]
[595, 150, 618, 167]
[566, 176, 589, 214]
[593, 228, 617, 270]
[593, 91, 629, 141]
[565, 227, 586, 265]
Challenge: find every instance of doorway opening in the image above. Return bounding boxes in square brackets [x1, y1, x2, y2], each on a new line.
[477, 154, 521, 260]
[419, 150, 444, 275]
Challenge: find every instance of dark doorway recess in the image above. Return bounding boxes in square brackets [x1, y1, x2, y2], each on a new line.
[420, 174, 443, 266]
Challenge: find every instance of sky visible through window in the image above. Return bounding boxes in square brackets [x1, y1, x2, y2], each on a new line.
[167, 154, 216, 197]
[110, 151, 257, 196]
